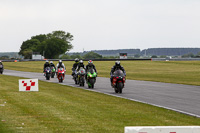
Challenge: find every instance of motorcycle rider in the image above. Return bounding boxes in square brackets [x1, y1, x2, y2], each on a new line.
[43, 60, 50, 75]
[0, 61, 4, 72]
[72, 58, 79, 76]
[76, 60, 85, 82]
[85, 60, 97, 80]
[50, 61, 56, 71]
[56, 60, 66, 71]
[0, 61, 3, 67]
[76, 60, 85, 72]
[110, 61, 126, 84]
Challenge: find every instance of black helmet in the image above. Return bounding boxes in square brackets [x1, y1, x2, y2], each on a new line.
[88, 60, 93, 65]
[115, 61, 120, 66]
[75, 58, 79, 63]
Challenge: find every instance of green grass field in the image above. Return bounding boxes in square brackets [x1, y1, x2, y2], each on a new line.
[0, 74, 200, 132]
[4, 60, 200, 85]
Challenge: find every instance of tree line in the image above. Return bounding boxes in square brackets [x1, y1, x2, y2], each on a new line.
[19, 31, 73, 59]
[141, 48, 200, 56]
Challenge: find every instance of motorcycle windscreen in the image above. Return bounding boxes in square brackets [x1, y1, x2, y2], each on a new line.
[88, 68, 95, 74]
[45, 67, 51, 71]
[59, 68, 64, 71]
[80, 68, 85, 74]
[113, 70, 124, 77]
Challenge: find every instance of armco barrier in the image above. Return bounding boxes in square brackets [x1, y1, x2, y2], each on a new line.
[125, 126, 200, 133]
[3, 58, 200, 62]
[152, 58, 200, 61]
[1, 58, 151, 62]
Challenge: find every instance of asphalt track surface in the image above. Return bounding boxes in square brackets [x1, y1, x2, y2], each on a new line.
[3, 69, 200, 118]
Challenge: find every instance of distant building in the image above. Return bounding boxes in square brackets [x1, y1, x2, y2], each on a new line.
[32, 52, 44, 59]
[119, 53, 127, 59]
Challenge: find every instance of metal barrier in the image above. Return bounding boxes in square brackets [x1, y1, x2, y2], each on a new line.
[1, 58, 151, 62]
[125, 126, 200, 133]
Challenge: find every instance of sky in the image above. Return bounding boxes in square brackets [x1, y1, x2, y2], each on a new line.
[0, 0, 200, 52]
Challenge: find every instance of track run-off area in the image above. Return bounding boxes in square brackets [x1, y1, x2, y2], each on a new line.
[4, 69, 200, 118]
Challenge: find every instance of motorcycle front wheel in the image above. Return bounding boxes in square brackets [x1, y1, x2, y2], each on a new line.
[117, 82, 123, 93]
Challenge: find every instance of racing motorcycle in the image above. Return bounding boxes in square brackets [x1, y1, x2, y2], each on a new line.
[0, 64, 3, 74]
[45, 67, 51, 80]
[111, 70, 126, 93]
[72, 68, 78, 84]
[78, 67, 86, 86]
[86, 68, 97, 88]
[51, 67, 56, 78]
[57, 67, 65, 83]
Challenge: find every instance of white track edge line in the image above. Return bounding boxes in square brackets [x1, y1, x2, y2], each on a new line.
[67, 84, 200, 118]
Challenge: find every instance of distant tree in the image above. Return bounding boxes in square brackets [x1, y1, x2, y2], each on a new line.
[195, 52, 200, 58]
[83, 52, 102, 59]
[22, 49, 33, 59]
[70, 54, 82, 59]
[134, 54, 140, 58]
[47, 31, 73, 44]
[19, 39, 41, 59]
[182, 53, 194, 58]
[0, 55, 9, 59]
[19, 31, 73, 59]
[31, 34, 47, 42]
[160, 55, 167, 58]
[151, 55, 157, 58]
[60, 54, 71, 59]
[103, 56, 118, 59]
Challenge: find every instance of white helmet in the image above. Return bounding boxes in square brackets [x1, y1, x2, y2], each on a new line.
[79, 60, 83, 64]
[115, 61, 120, 66]
[50, 61, 53, 63]
[75, 58, 79, 63]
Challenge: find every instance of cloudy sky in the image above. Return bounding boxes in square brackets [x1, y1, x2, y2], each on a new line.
[1, 0, 200, 52]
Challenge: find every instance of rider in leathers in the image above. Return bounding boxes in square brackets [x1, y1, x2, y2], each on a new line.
[43, 60, 50, 72]
[56, 60, 66, 71]
[50, 61, 56, 71]
[72, 58, 79, 76]
[0, 61, 3, 66]
[110, 61, 126, 84]
[0, 61, 4, 72]
[76, 60, 85, 81]
[76, 60, 85, 72]
[85, 60, 97, 80]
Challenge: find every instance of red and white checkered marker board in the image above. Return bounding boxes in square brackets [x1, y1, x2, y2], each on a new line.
[19, 79, 38, 91]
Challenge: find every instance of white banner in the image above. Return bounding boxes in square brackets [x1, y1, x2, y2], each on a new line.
[19, 79, 38, 91]
[125, 126, 200, 133]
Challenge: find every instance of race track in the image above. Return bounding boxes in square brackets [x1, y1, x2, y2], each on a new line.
[3, 69, 200, 118]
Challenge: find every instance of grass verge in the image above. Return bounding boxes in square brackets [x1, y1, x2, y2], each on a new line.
[0, 75, 200, 132]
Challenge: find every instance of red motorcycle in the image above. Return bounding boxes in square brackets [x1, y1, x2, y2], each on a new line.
[112, 70, 126, 93]
[57, 68, 65, 82]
